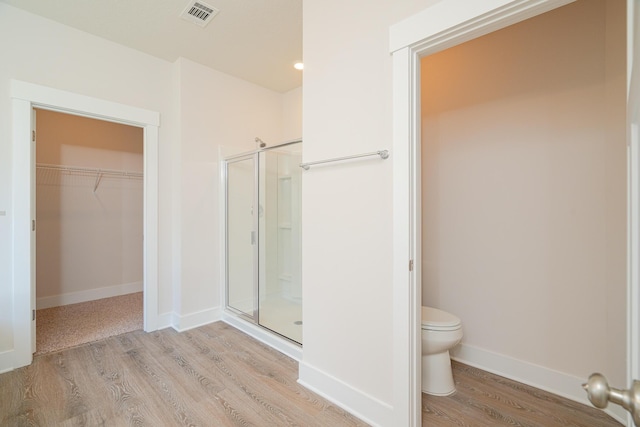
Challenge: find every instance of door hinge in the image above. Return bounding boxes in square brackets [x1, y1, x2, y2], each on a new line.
[32, 219, 36, 231]
[32, 309, 35, 321]
[409, 259, 414, 271]
[32, 130, 36, 142]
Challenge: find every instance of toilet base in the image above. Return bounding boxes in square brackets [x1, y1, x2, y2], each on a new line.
[421, 351, 456, 396]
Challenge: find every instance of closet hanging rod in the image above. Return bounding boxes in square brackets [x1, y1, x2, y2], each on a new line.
[299, 150, 389, 170]
[36, 163, 143, 178]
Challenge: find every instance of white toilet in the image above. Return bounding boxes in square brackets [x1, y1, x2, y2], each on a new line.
[421, 306, 463, 396]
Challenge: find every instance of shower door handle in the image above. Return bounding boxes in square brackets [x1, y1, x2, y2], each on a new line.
[250, 231, 256, 245]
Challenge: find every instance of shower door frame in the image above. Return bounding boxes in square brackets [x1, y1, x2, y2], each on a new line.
[224, 152, 260, 323]
[222, 140, 303, 338]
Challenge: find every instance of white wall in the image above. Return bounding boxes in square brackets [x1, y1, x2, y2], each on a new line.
[172, 57, 286, 330]
[283, 86, 302, 141]
[35, 109, 143, 308]
[301, 0, 443, 422]
[421, 0, 626, 389]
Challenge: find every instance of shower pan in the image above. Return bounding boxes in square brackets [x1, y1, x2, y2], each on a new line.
[224, 140, 302, 344]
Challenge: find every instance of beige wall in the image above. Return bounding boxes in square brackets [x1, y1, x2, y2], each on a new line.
[35, 109, 143, 305]
[35, 109, 143, 170]
[421, 0, 626, 385]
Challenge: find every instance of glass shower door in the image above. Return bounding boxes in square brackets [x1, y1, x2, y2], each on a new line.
[226, 155, 257, 319]
[258, 143, 302, 343]
[225, 141, 302, 344]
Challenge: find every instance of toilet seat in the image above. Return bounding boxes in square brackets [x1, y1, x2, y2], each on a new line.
[421, 306, 461, 332]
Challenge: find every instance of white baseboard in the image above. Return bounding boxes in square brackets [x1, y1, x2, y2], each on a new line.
[156, 312, 174, 330]
[171, 306, 222, 332]
[36, 281, 143, 309]
[222, 311, 302, 361]
[0, 349, 15, 374]
[452, 343, 628, 425]
[298, 361, 393, 427]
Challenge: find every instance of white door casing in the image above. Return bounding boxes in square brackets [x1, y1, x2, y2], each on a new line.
[628, 0, 640, 413]
[390, 0, 639, 426]
[10, 80, 160, 369]
[30, 108, 36, 353]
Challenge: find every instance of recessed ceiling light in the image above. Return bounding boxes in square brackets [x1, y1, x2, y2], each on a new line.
[294, 62, 304, 70]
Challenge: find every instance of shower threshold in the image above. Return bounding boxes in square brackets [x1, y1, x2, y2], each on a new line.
[222, 310, 302, 362]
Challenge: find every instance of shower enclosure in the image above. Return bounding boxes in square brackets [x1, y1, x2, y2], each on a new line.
[224, 140, 302, 344]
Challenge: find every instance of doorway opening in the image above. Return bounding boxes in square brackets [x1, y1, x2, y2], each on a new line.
[420, 0, 626, 423]
[10, 80, 160, 369]
[34, 108, 144, 354]
[390, 0, 638, 426]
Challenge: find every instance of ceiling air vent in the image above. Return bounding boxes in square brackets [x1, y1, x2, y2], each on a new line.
[180, 0, 219, 27]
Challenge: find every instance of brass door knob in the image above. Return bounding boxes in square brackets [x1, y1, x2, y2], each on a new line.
[583, 372, 640, 425]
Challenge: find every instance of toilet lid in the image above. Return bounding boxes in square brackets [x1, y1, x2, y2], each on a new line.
[421, 306, 461, 331]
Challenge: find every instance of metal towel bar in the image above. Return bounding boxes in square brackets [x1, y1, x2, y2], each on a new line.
[299, 150, 389, 170]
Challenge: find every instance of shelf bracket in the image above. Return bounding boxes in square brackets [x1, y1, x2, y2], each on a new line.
[93, 170, 103, 193]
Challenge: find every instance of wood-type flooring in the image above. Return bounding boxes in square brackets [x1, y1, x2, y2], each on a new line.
[1, 322, 365, 426]
[0, 321, 625, 426]
[423, 361, 623, 427]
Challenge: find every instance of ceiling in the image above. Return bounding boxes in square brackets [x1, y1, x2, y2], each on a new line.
[1, 0, 302, 93]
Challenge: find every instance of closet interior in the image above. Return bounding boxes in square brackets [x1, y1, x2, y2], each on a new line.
[35, 108, 144, 354]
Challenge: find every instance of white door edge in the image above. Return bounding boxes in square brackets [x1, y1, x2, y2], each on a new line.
[627, 2, 640, 425]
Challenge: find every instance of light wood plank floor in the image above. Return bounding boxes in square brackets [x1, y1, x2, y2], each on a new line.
[0, 321, 625, 426]
[423, 361, 623, 427]
[1, 322, 366, 426]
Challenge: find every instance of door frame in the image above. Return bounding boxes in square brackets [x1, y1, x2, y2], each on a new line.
[390, 0, 637, 425]
[10, 80, 160, 369]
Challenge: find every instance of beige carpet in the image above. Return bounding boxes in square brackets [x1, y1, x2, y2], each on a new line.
[36, 292, 143, 355]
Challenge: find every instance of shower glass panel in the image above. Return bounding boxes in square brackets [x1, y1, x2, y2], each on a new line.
[226, 155, 257, 319]
[258, 143, 302, 343]
[224, 141, 302, 344]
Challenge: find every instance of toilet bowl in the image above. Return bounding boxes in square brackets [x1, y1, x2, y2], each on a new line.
[421, 306, 463, 396]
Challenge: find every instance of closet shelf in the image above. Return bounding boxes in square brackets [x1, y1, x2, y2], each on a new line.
[36, 163, 143, 192]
